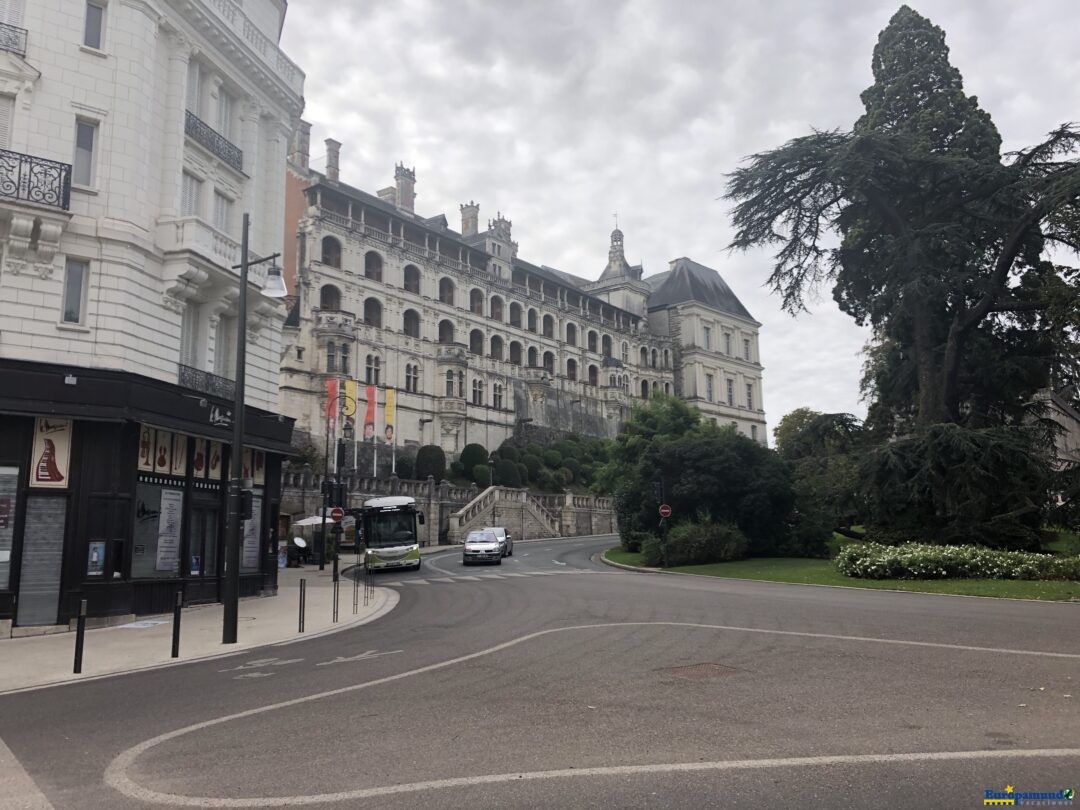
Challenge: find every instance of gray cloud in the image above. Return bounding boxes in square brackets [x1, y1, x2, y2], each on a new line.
[282, 0, 1080, 432]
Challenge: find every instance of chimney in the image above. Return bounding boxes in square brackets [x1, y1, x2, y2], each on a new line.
[290, 120, 311, 169]
[395, 163, 416, 212]
[324, 138, 341, 182]
[460, 201, 479, 237]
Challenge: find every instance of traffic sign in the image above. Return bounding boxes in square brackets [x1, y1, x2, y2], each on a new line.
[330, 507, 344, 522]
[658, 504, 672, 518]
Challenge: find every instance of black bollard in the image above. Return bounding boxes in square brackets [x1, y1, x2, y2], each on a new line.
[171, 590, 182, 658]
[73, 599, 87, 674]
[332, 579, 339, 623]
[298, 578, 306, 633]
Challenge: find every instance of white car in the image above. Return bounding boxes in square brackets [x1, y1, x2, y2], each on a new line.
[482, 527, 513, 557]
[462, 531, 503, 566]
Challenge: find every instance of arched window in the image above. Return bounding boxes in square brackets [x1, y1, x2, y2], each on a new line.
[566, 358, 577, 381]
[490, 335, 504, 360]
[640, 346, 648, 366]
[402, 309, 420, 338]
[365, 354, 381, 385]
[492, 383, 504, 410]
[321, 236, 341, 268]
[651, 349, 658, 368]
[405, 363, 421, 393]
[319, 284, 341, 310]
[364, 251, 383, 281]
[588, 365, 598, 386]
[490, 295, 504, 322]
[527, 346, 538, 367]
[664, 382, 671, 395]
[566, 323, 577, 346]
[470, 288, 484, 315]
[542, 351, 554, 374]
[587, 331, 598, 353]
[403, 265, 421, 294]
[602, 335, 612, 358]
[621, 342, 629, 363]
[457, 371, 465, 398]
[509, 341, 522, 365]
[471, 378, 484, 406]
[641, 380, 649, 399]
[339, 343, 350, 375]
[469, 329, 484, 355]
[445, 369, 455, 397]
[527, 308, 538, 332]
[623, 376, 629, 392]
[652, 380, 659, 393]
[663, 349, 670, 368]
[438, 319, 455, 344]
[439, 277, 455, 306]
[542, 314, 554, 338]
[509, 302, 523, 328]
[326, 342, 336, 372]
[363, 298, 382, 328]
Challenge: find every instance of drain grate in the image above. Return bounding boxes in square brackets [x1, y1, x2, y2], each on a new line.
[659, 662, 740, 680]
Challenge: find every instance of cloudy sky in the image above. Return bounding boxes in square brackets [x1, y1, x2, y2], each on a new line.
[280, 0, 1080, 433]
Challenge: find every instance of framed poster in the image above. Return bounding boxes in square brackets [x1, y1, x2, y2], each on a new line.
[241, 494, 262, 570]
[0, 466, 17, 588]
[207, 442, 223, 480]
[171, 434, 188, 477]
[253, 450, 265, 486]
[87, 541, 106, 576]
[153, 430, 172, 474]
[192, 438, 207, 479]
[242, 448, 253, 481]
[31, 417, 72, 489]
[155, 488, 183, 572]
[137, 425, 154, 472]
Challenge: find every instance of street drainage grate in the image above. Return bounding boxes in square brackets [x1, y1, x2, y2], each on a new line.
[659, 662, 740, 680]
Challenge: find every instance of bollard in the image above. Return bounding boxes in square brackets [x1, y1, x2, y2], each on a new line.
[298, 578, 306, 633]
[73, 599, 87, 674]
[353, 565, 359, 614]
[333, 579, 339, 623]
[171, 590, 182, 658]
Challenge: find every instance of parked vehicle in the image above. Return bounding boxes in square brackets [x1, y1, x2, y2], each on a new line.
[482, 526, 513, 557]
[462, 530, 502, 566]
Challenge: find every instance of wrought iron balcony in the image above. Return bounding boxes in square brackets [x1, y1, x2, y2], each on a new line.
[179, 363, 236, 399]
[0, 22, 27, 57]
[185, 110, 243, 172]
[0, 149, 72, 211]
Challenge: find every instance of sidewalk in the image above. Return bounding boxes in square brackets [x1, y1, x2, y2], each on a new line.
[0, 567, 397, 694]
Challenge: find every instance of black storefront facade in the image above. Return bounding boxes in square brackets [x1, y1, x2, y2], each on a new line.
[0, 358, 294, 631]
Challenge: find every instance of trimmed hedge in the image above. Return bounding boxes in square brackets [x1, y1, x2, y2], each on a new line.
[664, 521, 749, 567]
[835, 542, 1080, 581]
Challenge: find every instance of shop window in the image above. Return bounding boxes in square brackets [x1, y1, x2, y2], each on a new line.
[132, 482, 183, 579]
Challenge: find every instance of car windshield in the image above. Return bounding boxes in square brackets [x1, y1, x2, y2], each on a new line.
[467, 534, 497, 543]
[365, 510, 416, 548]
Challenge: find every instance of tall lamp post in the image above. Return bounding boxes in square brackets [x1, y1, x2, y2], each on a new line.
[223, 213, 286, 645]
[320, 392, 356, 580]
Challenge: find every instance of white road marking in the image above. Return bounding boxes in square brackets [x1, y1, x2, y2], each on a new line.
[428, 577, 455, 583]
[552, 560, 567, 566]
[499, 573, 528, 578]
[407, 579, 430, 585]
[456, 575, 481, 581]
[317, 650, 403, 667]
[219, 658, 302, 673]
[477, 574, 506, 579]
[106, 621, 1080, 806]
[0, 733, 55, 809]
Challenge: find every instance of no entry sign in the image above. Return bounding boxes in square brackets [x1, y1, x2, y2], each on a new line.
[658, 504, 672, 518]
[330, 507, 344, 522]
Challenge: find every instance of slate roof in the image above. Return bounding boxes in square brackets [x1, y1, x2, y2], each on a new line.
[644, 257, 755, 322]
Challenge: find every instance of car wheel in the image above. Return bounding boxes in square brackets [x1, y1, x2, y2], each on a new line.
[414, 559, 422, 571]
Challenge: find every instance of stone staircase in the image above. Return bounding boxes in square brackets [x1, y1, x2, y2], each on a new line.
[447, 486, 563, 543]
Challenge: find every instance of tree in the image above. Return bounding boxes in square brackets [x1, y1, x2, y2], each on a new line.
[414, 445, 446, 481]
[726, 5, 1080, 430]
[493, 458, 522, 487]
[473, 464, 491, 487]
[459, 444, 488, 479]
[773, 407, 821, 458]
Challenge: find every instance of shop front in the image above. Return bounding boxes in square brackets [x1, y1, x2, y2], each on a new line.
[0, 359, 294, 631]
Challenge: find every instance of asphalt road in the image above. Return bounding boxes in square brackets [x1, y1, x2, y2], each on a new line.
[1, 534, 1078, 809]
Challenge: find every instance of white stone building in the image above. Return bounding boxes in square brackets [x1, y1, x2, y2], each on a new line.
[0, 0, 304, 628]
[280, 137, 767, 456]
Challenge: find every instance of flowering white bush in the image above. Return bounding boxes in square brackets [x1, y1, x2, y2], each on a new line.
[834, 542, 1080, 581]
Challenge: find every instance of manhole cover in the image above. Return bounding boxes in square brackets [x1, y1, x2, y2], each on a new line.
[658, 662, 740, 680]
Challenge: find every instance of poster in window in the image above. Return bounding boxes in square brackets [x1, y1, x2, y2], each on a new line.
[242, 449, 253, 482]
[192, 438, 207, 479]
[0, 466, 17, 588]
[87, 541, 106, 576]
[138, 424, 154, 471]
[155, 488, 183, 572]
[31, 417, 72, 489]
[207, 442, 223, 480]
[153, 430, 172, 474]
[241, 494, 261, 570]
[254, 450, 265, 486]
[171, 434, 188, 477]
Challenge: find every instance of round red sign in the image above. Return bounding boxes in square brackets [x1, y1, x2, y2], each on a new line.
[658, 504, 672, 518]
[330, 507, 344, 522]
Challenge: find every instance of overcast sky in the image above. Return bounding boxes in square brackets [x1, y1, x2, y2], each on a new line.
[280, 0, 1080, 434]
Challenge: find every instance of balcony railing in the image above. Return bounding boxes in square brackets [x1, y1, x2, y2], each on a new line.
[0, 149, 72, 211]
[0, 22, 26, 57]
[179, 364, 236, 399]
[185, 110, 243, 172]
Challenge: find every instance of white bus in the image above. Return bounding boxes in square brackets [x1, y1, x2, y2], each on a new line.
[358, 496, 424, 572]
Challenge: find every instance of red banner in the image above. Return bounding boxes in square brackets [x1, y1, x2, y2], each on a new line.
[325, 378, 338, 417]
[363, 384, 376, 442]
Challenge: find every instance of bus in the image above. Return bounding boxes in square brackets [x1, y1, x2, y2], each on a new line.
[357, 496, 424, 572]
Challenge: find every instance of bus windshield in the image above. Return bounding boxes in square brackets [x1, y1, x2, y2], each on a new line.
[365, 510, 417, 548]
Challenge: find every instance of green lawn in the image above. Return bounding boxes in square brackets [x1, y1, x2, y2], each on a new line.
[603, 547, 1080, 601]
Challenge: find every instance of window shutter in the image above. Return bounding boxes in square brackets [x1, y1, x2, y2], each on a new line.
[0, 96, 13, 150]
[186, 60, 200, 113]
[0, 0, 25, 26]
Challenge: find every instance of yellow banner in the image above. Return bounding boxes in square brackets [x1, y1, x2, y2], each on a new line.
[384, 388, 396, 445]
[343, 379, 357, 417]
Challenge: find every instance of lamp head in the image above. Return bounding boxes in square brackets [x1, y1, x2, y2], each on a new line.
[261, 264, 288, 298]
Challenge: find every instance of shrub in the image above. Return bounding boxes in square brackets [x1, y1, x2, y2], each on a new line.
[620, 530, 653, 553]
[414, 445, 446, 481]
[542, 449, 563, 468]
[449, 460, 465, 479]
[834, 542, 1080, 581]
[556, 466, 574, 486]
[562, 457, 582, 478]
[395, 454, 415, 480]
[516, 462, 530, 486]
[521, 454, 542, 481]
[493, 458, 522, 487]
[640, 536, 664, 567]
[498, 444, 520, 463]
[664, 521, 749, 567]
[781, 507, 834, 558]
[473, 464, 492, 487]
[460, 443, 489, 474]
[526, 443, 546, 458]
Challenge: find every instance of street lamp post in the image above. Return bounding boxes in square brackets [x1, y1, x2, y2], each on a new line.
[222, 213, 286, 645]
[320, 392, 356, 580]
